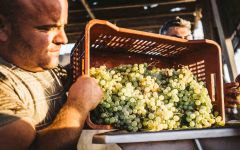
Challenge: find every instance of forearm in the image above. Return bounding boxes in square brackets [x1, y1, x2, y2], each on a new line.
[30, 100, 88, 150]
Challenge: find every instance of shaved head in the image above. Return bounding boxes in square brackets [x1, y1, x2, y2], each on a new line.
[0, 0, 67, 24]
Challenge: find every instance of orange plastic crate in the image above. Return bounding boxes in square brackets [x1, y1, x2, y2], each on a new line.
[70, 19, 225, 129]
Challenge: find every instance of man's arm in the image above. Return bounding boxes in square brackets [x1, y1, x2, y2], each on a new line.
[0, 76, 103, 150]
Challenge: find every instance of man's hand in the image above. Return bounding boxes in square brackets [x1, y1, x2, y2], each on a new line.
[68, 75, 103, 111]
[224, 82, 240, 108]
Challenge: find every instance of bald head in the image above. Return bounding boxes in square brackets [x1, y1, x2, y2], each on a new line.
[0, 0, 68, 24]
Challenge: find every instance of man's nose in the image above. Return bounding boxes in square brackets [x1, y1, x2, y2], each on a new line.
[54, 28, 68, 45]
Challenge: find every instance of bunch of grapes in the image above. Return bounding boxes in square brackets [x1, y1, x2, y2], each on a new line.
[90, 63, 224, 132]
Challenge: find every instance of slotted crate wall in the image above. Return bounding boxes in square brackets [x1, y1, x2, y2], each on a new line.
[71, 19, 224, 129]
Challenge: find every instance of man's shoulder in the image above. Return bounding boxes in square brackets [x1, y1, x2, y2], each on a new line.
[0, 57, 20, 80]
[0, 63, 16, 81]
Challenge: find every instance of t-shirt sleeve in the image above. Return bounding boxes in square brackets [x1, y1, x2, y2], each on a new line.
[0, 85, 30, 127]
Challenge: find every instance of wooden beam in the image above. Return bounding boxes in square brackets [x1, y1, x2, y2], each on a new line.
[210, 0, 238, 81]
[69, 0, 196, 13]
[113, 12, 194, 22]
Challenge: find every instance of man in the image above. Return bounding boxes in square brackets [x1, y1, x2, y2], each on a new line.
[159, 16, 193, 40]
[0, 0, 103, 149]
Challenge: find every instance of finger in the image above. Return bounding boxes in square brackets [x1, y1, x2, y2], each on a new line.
[226, 98, 240, 105]
[225, 89, 240, 95]
[224, 82, 239, 88]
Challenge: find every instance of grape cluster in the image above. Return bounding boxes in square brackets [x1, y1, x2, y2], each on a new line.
[90, 63, 224, 132]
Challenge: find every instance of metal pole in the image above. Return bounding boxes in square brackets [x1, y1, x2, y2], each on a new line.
[81, 0, 96, 19]
[194, 139, 203, 150]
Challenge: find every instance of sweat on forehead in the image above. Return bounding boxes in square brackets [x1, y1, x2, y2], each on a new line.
[15, 0, 63, 22]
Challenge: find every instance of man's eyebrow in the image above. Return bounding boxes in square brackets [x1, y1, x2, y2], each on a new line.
[35, 24, 66, 29]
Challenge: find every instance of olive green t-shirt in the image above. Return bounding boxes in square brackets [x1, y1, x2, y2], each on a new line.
[0, 57, 68, 130]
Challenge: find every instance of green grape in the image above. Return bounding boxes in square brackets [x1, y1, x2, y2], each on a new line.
[148, 113, 155, 120]
[90, 64, 223, 132]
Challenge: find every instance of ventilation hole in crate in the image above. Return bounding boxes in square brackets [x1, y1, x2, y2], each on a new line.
[165, 45, 172, 49]
[178, 47, 187, 52]
[151, 42, 157, 46]
[115, 37, 122, 42]
[146, 51, 152, 54]
[169, 45, 176, 49]
[198, 77, 206, 81]
[153, 49, 161, 53]
[192, 71, 197, 74]
[133, 39, 140, 44]
[136, 49, 144, 53]
[197, 64, 205, 69]
[128, 48, 136, 52]
[110, 36, 117, 42]
[135, 50, 142, 53]
[143, 46, 149, 51]
[142, 41, 148, 45]
[156, 44, 164, 48]
[145, 41, 151, 46]
[141, 45, 147, 50]
[115, 43, 119, 47]
[111, 42, 116, 46]
[125, 38, 131, 42]
[119, 43, 124, 47]
[162, 44, 171, 49]
[197, 60, 205, 65]
[169, 50, 176, 54]
[189, 68, 197, 73]
[133, 44, 138, 48]
[153, 52, 160, 55]
[135, 45, 142, 50]
[107, 42, 112, 46]
[160, 49, 167, 52]
[137, 40, 143, 45]
[138, 46, 145, 50]
[189, 63, 197, 67]
[120, 38, 126, 42]
[198, 73, 205, 77]
[172, 50, 179, 54]
[197, 69, 205, 73]
[103, 35, 107, 39]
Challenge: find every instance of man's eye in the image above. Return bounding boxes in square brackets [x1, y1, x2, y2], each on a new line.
[37, 26, 57, 32]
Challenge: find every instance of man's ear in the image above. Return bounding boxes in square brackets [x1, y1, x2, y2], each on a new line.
[0, 15, 9, 42]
